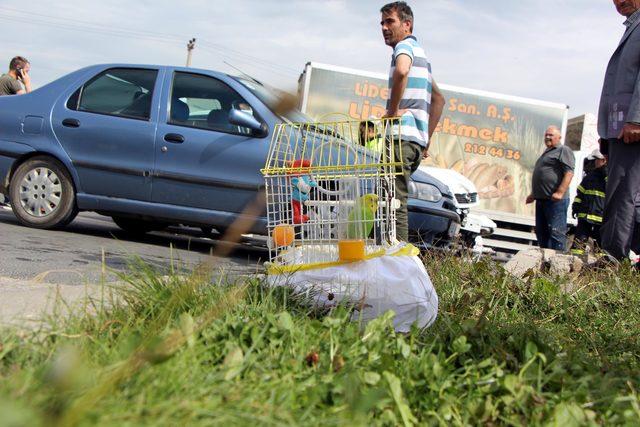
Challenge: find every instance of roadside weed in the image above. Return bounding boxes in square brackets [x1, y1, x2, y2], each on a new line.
[0, 254, 638, 425]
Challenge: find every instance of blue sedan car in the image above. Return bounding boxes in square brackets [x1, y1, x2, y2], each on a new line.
[0, 64, 458, 245]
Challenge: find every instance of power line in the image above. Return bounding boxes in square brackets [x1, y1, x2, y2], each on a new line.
[198, 42, 298, 75]
[0, 8, 301, 78]
[198, 41, 298, 73]
[0, 6, 298, 72]
[197, 46, 298, 79]
[0, 14, 183, 45]
[0, 6, 185, 41]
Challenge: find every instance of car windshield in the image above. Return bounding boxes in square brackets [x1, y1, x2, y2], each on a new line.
[235, 77, 349, 142]
[234, 77, 312, 123]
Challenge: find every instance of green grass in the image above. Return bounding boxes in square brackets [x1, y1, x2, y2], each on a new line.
[1, 254, 639, 426]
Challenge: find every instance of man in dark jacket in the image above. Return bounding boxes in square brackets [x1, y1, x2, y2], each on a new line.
[571, 149, 607, 255]
[598, 0, 640, 261]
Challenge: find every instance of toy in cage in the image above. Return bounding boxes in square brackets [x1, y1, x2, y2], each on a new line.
[288, 159, 317, 224]
[261, 119, 438, 332]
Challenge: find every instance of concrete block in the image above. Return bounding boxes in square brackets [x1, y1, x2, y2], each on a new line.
[571, 256, 584, 274]
[504, 249, 543, 278]
[541, 248, 557, 262]
[549, 254, 583, 276]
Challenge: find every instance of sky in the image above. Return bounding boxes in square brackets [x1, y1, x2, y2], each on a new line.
[0, 0, 625, 117]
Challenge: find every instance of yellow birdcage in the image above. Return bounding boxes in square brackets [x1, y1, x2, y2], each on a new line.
[261, 118, 403, 272]
[261, 118, 440, 333]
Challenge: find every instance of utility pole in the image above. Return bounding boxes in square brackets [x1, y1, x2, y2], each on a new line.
[186, 38, 196, 67]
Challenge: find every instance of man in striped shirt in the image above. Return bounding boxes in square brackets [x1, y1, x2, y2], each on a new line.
[381, 1, 445, 242]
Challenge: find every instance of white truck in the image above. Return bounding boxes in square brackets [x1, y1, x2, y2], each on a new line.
[297, 62, 580, 255]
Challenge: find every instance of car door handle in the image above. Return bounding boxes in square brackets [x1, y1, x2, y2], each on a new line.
[164, 133, 184, 143]
[62, 118, 80, 128]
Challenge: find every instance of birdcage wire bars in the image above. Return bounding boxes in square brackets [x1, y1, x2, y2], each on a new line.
[261, 118, 403, 269]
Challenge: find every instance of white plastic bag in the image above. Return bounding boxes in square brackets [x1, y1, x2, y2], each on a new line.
[267, 245, 438, 332]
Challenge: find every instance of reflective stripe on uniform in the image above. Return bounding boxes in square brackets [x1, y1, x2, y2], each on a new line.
[577, 213, 603, 223]
[583, 189, 606, 198]
[577, 185, 605, 198]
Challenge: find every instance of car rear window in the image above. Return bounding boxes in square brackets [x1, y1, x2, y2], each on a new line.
[67, 68, 158, 121]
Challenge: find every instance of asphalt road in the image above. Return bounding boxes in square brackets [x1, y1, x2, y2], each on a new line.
[0, 206, 268, 325]
[0, 206, 267, 284]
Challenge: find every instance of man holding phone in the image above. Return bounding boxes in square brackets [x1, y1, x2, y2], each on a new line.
[0, 56, 30, 207]
[0, 56, 31, 96]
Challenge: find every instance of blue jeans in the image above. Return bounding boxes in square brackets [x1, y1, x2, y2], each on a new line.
[535, 198, 569, 251]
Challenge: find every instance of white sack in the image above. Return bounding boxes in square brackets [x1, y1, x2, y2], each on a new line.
[267, 247, 438, 332]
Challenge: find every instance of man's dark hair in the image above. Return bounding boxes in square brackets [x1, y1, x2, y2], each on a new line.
[380, 2, 414, 32]
[9, 56, 29, 71]
[359, 120, 376, 145]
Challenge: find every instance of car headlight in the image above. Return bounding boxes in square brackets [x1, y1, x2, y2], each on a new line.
[408, 181, 442, 202]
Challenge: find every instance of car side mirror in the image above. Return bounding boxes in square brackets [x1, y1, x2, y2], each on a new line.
[228, 109, 267, 137]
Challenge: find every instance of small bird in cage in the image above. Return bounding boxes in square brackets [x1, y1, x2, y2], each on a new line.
[347, 193, 379, 239]
[288, 159, 316, 224]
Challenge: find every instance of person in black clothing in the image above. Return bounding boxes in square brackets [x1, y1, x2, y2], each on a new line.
[571, 149, 607, 256]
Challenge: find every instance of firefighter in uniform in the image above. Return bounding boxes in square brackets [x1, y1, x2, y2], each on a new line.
[571, 149, 607, 256]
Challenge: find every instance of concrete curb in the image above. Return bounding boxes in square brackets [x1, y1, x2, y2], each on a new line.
[0, 276, 117, 328]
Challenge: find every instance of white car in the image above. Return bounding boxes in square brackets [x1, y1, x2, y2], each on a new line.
[419, 166, 496, 244]
[420, 166, 479, 210]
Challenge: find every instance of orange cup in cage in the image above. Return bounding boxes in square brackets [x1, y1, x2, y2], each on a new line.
[272, 224, 295, 247]
[338, 239, 366, 262]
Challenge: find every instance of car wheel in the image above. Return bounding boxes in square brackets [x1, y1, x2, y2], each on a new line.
[9, 156, 78, 229]
[111, 216, 167, 234]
